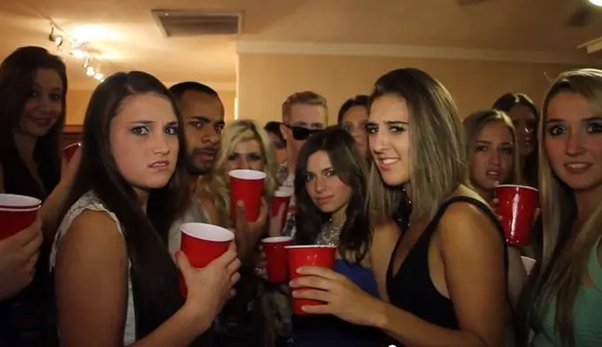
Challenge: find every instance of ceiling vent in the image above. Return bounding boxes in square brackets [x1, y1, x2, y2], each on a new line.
[151, 10, 242, 37]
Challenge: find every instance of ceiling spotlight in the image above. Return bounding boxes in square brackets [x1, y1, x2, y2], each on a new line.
[589, 0, 602, 7]
[71, 48, 87, 59]
[94, 73, 104, 80]
[48, 26, 64, 47]
[83, 57, 92, 69]
[86, 67, 95, 76]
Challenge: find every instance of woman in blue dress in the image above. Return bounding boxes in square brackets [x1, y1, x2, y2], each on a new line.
[276, 126, 383, 347]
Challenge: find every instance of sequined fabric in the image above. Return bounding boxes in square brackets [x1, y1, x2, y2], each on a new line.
[315, 224, 341, 246]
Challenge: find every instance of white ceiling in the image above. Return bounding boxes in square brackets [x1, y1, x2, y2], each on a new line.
[1, 0, 601, 90]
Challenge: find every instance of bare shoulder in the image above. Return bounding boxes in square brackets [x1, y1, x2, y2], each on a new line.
[436, 198, 502, 252]
[69, 209, 123, 237]
[55, 210, 129, 345]
[58, 209, 127, 262]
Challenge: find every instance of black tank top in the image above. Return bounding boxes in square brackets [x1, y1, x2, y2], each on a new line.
[386, 196, 507, 337]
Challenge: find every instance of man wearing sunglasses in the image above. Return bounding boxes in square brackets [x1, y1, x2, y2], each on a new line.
[277, 91, 328, 231]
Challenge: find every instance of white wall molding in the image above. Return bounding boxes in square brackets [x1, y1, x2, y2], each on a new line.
[236, 40, 598, 65]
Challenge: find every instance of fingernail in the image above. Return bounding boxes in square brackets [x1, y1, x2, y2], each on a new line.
[296, 267, 304, 274]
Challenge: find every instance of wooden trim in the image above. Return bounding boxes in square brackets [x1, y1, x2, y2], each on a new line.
[63, 124, 83, 134]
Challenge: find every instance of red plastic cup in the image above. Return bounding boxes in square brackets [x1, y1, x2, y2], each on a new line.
[521, 256, 536, 275]
[495, 184, 539, 246]
[262, 236, 293, 283]
[0, 205, 40, 240]
[63, 142, 82, 162]
[272, 187, 293, 229]
[0, 194, 41, 210]
[229, 169, 266, 223]
[179, 223, 234, 297]
[286, 245, 337, 315]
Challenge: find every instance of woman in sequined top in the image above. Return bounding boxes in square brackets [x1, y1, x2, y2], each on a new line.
[274, 126, 382, 347]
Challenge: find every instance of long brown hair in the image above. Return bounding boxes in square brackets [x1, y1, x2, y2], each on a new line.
[56, 71, 205, 342]
[365, 68, 468, 223]
[0, 46, 67, 197]
[516, 68, 602, 347]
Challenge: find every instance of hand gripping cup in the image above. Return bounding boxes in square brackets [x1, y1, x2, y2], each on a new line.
[286, 245, 337, 315]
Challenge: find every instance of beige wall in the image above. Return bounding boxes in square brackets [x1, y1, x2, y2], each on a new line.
[237, 53, 588, 125]
[65, 89, 236, 125]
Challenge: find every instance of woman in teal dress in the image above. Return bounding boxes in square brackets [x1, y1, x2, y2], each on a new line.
[516, 68, 602, 347]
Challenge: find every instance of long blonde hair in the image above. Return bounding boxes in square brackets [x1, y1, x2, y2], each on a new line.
[366, 68, 468, 223]
[207, 119, 279, 226]
[463, 109, 522, 187]
[523, 68, 602, 347]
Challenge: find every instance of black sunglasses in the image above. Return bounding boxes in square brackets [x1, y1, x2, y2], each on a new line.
[286, 125, 322, 141]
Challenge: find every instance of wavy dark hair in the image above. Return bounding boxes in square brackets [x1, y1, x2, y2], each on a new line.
[337, 94, 369, 124]
[294, 126, 371, 264]
[0, 46, 67, 198]
[56, 71, 201, 341]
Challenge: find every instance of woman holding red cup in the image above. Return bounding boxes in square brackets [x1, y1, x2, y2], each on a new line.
[463, 110, 532, 304]
[515, 69, 602, 347]
[290, 69, 508, 347]
[0, 46, 81, 345]
[50, 71, 240, 346]
[266, 127, 382, 347]
[194, 119, 278, 345]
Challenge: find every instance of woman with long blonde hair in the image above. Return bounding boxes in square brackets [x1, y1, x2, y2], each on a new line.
[517, 69, 602, 347]
[463, 110, 528, 342]
[464, 109, 522, 203]
[201, 119, 279, 347]
[203, 119, 279, 228]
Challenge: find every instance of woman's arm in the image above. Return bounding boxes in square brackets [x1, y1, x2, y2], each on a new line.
[55, 210, 219, 347]
[372, 203, 506, 347]
[38, 147, 82, 239]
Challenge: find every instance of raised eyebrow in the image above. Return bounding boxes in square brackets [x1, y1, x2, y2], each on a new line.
[583, 116, 602, 122]
[384, 121, 409, 126]
[190, 116, 210, 122]
[129, 120, 153, 125]
[545, 118, 564, 124]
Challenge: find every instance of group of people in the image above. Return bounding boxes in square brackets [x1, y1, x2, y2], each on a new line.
[0, 45, 600, 347]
